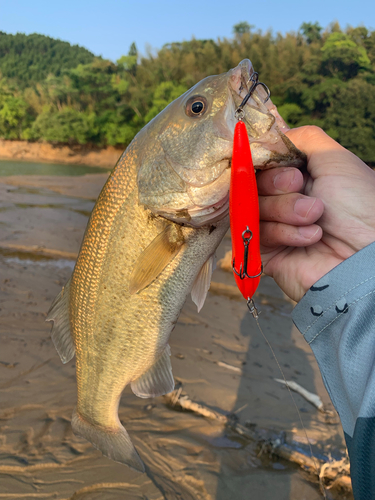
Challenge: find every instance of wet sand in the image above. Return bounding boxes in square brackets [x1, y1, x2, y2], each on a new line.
[0, 174, 351, 499]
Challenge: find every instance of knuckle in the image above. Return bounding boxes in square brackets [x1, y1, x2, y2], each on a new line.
[299, 125, 325, 141]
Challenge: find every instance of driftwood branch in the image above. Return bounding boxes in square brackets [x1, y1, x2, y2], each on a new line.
[274, 379, 336, 418]
[164, 388, 351, 494]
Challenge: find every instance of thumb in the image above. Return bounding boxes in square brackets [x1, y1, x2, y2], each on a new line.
[285, 125, 365, 178]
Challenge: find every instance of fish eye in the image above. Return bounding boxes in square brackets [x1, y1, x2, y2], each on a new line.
[185, 96, 208, 118]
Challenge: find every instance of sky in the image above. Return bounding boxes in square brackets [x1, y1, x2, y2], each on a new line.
[0, 0, 374, 61]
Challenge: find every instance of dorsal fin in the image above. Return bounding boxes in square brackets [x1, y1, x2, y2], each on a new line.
[129, 225, 184, 295]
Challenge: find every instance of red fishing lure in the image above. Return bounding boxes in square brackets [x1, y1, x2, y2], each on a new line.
[230, 120, 262, 302]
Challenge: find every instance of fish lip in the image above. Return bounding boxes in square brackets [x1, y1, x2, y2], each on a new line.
[227, 60, 307, 170]
[228, 59, 255, 105]
[226, 60, 274, 142]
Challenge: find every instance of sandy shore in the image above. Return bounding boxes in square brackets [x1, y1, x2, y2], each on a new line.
[0, 174, 351, 499]
[0, 139, 122, 168]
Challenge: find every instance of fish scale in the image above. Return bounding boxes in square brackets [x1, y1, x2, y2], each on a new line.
[47, 58, 306, 471]
[72, 140, 229, 439]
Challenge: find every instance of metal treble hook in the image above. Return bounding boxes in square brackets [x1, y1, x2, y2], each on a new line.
[232, 226, 263, 280]
[235, 72, 271, 121]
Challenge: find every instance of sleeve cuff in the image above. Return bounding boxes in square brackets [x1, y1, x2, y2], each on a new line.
[292, 241, 375, 345]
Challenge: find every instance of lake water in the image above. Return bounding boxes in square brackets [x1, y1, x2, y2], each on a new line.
[0, 159, 110, 176]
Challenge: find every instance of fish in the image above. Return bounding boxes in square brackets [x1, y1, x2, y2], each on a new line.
[46, 58, 306, 472]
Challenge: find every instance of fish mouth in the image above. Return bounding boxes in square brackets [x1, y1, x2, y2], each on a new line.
[227, 59, 307, 170]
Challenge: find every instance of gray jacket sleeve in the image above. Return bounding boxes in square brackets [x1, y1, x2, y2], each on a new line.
[292, 241, 375, 500]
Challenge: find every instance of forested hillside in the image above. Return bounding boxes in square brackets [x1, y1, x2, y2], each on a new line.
[0, 23, 374, 163]
[0, 32, 95, 84]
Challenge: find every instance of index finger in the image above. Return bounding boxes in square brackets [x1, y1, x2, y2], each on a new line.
[256, 167, 304, 196]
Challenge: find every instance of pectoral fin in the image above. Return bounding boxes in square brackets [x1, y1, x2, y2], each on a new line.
[46, 277, 75, 364]
[191, 254, 215, 312]
[129, 224, 184, 295]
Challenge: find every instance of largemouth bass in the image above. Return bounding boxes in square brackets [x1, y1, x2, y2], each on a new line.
[46, 59, 306, 472]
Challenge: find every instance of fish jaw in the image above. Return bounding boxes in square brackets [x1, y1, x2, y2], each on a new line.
[149, 167, 231, 228]
[228, 59, 307, 169]
[137, 59, 306, 229]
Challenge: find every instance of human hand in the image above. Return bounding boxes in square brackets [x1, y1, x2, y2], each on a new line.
[257, 126, 375, 302]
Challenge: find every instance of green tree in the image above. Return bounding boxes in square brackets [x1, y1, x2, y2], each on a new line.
[117, 42, 138, 77]
[300, 22, 322, 44]
[324, 79, 375, 162]
[30, 107, 96, 144]
[144, 81, 188, 123]
[0, 92, 29, 139]
[233, 22, 253, 35]
[277, 103, 303, 126]
[321, 32, 371, 79]
[0, 25, 374, 162]
[0, 32, 95, 87]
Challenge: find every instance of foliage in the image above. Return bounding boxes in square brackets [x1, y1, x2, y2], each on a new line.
[321, 32, 371, 79]
[300, 22, 322, 44]
[0, 32, 95, 86]
[0, 94, 29, 139]
[144, 81, 188, 123]
[233, 22, 253, 35]
[0, 24, 374, 163]
[324, 79, 375, 161]
[29, 108, 97, 144]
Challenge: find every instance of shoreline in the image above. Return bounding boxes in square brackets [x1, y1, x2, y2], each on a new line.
[0, 139, 123, 168]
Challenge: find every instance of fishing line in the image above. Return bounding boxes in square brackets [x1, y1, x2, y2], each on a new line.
[248, 301, 327, 499]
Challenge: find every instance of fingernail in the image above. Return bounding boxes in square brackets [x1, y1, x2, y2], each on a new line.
[294, 198, 316, 218]
[273, 169, 295, 192]
[298, 226, 320, 240]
